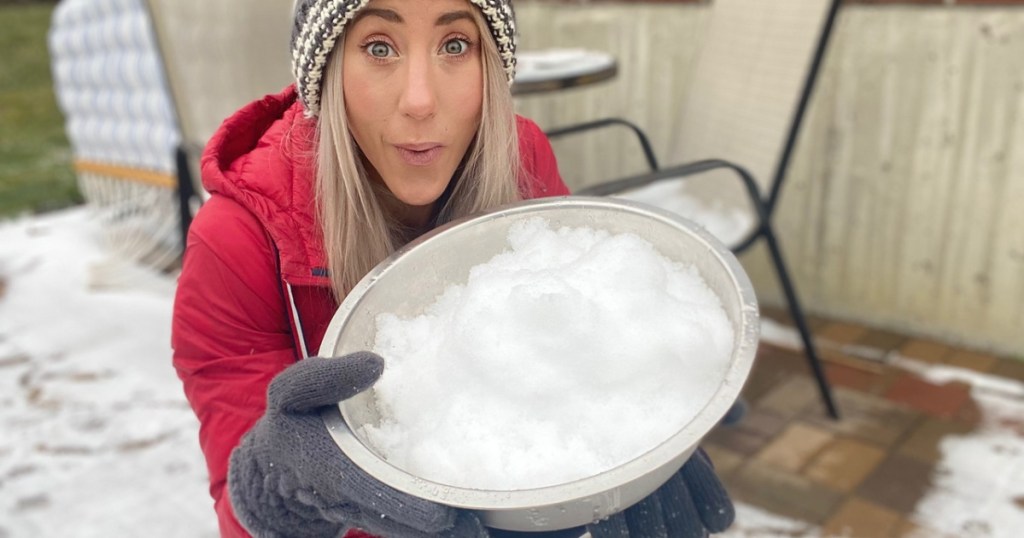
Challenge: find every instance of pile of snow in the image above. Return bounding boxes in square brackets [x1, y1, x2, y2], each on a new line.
[365, 218, 734, 489]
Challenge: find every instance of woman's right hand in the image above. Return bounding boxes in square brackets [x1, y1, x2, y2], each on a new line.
[227, 353, 489, 538]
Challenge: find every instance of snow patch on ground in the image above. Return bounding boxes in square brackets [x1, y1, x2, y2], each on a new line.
[0, 207, 217, 537]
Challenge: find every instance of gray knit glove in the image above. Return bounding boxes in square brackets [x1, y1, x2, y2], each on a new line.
[588, 448, 734, 538]
[491, 448, 733, 538]
[227, 353, 490, 538]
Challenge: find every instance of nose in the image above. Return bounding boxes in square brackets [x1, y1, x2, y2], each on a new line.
[398, 53, 438, 121]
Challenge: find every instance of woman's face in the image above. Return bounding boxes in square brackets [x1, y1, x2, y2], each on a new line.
[342, 0, 484, 221]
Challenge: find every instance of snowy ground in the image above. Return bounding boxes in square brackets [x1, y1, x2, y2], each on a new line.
[2, 206, 1022, 537]
[890, 357, 1024, 538]
[0, 207, 217, 537]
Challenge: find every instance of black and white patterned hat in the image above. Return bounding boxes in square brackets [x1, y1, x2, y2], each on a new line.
[291, 0, 517, 117]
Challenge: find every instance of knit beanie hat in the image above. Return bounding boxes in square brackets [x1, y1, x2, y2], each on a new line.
[291, 0, 517, 117]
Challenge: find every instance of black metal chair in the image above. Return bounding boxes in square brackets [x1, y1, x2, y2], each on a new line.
[545, 0, 843, 419]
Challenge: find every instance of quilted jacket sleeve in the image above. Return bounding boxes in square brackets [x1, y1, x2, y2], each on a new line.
[171, 195, 297, 538]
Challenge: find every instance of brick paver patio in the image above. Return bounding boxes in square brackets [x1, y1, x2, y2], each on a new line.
[714, 307, 1024, 538]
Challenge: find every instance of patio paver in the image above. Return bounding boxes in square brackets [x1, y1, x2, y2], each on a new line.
[821, 497, 901, 538]
[883, 374, 972, 419]
[754, 422, 834, 472]
[804, 438, 887, 493]
[726, 460, 845, 524]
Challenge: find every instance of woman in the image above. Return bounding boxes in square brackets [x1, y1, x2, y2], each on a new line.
[172, 0, 734, 537]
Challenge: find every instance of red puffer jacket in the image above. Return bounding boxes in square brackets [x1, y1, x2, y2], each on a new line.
[171, 85, 569, 537]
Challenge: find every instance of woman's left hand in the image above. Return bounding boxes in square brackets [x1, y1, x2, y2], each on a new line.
[587, 448, 735, 538]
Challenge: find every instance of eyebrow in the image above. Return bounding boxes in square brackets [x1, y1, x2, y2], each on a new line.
[353, 8, 402, 24]
[436, 11, 474, 26]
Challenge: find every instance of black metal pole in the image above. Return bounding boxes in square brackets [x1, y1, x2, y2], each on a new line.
[761, 222, 841, 419]
[766, 0, 842, 215]
[174, 144, 195, 254]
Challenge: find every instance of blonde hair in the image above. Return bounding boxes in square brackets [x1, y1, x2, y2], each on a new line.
[315, 9, 521, 300]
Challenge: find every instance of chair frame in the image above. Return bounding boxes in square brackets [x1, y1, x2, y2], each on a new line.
[174, 143, 199, 245]
[547, 0, 843, 419]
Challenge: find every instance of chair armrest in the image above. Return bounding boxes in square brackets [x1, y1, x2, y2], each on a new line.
[576, 158, 768, 253]
[544, 117, 660, 172]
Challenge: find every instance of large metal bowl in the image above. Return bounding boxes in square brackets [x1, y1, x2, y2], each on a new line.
[319, 196, 759, 532]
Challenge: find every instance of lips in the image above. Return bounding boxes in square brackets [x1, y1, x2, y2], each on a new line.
[395, 143, 443, 166]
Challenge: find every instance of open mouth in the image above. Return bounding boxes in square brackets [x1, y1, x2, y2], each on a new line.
[396, 144, 443, 166]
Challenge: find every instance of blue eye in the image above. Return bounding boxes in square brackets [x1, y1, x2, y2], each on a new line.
[368, 42, 392, 58]
[443, 39, 469, 55]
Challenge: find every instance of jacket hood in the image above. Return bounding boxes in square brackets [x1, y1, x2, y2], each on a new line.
[200, 85, 329, 286]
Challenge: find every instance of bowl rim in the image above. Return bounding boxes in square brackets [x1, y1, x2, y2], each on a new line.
[319, 195, 759, 510]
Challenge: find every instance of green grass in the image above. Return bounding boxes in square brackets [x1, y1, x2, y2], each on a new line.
[0, 2, 81, 217]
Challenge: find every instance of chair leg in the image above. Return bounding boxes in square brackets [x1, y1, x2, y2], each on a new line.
[761, 223, 841, 420]
[174, 145, 196, 254]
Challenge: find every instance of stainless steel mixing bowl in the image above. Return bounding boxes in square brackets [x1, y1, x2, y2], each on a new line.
[319, 196, 759, 532]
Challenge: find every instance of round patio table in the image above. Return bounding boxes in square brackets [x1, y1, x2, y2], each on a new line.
[512, 48, 618, 96]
